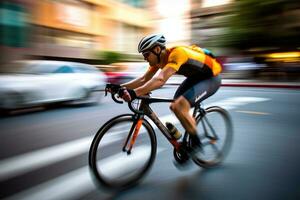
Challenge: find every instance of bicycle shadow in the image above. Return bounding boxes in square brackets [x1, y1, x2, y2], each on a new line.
[104, 165, 232, 200]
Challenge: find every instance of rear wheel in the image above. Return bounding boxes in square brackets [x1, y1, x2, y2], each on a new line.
[89, 115, 157, 190]
[192, 106, 233, 168]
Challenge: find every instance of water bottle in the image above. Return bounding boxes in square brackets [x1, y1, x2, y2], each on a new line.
[166, 122, 182, 140]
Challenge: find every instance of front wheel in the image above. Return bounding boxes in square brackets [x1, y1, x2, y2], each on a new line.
[192, 106, 233, 168]
[89, 115, 157, 190]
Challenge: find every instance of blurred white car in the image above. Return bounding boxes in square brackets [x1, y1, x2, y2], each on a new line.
[0, 60, 107, 111]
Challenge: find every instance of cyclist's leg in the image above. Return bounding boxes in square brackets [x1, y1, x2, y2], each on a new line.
[185, 75, 221, 106]
[170, 96, 196, 135]
[170, 75, 221, 151]
[173, 75, 222, 107]
[170, 97, 202, 157]
[170, 77, 200, 135]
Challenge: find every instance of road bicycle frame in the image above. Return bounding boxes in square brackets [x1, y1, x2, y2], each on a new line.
[90, 87, 233, 189]
[122, 96, 206, 154]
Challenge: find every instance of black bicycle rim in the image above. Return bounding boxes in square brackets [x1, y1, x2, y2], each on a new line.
[89, 115, 157, 190]
[192, 106, 233, 168]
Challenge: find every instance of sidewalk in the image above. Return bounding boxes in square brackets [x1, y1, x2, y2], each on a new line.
[221, 79, 300, 89]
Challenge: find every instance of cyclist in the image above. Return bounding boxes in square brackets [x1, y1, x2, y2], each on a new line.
[117, 33, 222, 154]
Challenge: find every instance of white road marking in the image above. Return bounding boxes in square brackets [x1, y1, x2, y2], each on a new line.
[0, 134, 122, 181]
[4, 147, 165, 200]
[0, 96, 270, 182]
[5, 166, 94, 200]
[157, 97, 271, 124]
[205, 97, 270, 110]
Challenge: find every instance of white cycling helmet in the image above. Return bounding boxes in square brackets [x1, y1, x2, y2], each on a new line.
[138, 34, 166, 53]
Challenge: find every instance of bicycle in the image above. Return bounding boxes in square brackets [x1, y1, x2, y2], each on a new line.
[89, 84, 233, 190]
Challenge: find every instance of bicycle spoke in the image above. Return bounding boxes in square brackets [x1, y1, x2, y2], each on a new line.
[203, 116, 219, 140]
[210, 143, 222, 156]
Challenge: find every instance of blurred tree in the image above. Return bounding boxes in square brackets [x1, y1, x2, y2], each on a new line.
[220, 0, 300, 50]
[94, 51, 125, 64]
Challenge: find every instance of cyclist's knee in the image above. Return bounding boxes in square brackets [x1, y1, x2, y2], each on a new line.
[170, 102, 177, 113]
[170, 97, 190, 113]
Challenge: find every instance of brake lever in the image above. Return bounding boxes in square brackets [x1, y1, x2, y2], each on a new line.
[112, 92, 123, 104]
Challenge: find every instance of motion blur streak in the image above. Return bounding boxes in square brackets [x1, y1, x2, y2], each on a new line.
[4, 147, 165, 200]
[0, 133, 122, 181]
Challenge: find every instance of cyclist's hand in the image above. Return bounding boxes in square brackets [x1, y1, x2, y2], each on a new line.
[105, 83, 121, 94]
[119, 88, 137, 102]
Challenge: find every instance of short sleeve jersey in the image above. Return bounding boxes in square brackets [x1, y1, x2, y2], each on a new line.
[152, 45, 222, 78]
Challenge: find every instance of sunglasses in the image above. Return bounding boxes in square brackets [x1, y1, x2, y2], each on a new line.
[142, 51, 151, 58]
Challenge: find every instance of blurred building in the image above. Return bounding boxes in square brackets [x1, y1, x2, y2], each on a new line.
[190, 0, 233, 55]
[26, 0, 154, 62]
[1, 0, 196, 65]
[0, 0, 31, 65]
[1, 0, 154, 64]
[148, 0, 192, 46]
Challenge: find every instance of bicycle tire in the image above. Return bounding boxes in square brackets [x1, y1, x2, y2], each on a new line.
[89, 115, 157, 190]
[192, 106, 233, 168]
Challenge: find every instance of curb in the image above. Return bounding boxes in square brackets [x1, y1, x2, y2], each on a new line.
[221, 83, 300, 89]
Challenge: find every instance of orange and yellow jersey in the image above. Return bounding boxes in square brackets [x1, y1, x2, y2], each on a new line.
[159, 45, 222, 78]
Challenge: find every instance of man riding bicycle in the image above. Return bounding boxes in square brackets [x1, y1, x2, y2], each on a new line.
[113, 33, 222, 154]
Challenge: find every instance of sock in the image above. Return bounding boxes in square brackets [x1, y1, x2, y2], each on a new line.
[190, 133, 201, 147]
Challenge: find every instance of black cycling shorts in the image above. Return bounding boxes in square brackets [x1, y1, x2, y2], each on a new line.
[173, 75, 221, 107]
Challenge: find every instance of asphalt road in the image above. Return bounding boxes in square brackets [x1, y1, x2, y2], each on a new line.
[0, 86, 300, 200]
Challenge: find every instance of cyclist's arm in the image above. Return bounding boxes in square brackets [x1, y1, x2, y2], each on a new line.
[134, 66, 176, 96]
[134, 48, 187, 96]
[121, 66, 158, 89]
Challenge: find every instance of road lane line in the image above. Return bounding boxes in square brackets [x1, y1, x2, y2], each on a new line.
[4, 147, 165, 200]
[0, 96, 271, 181]
[236, 110, 270, 115]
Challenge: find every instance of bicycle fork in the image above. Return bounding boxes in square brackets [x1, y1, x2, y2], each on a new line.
[122, 114, 144, 155]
